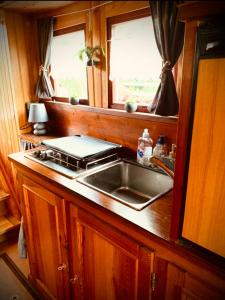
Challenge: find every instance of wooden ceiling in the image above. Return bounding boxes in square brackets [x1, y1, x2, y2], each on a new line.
[0, 1, 75, 14]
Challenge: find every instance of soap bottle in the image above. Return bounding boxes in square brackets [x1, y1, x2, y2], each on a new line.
[153, 135, 167, 157]
[137, 129, 153, 165]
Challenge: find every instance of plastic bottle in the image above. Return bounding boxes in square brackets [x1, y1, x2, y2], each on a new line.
[137, 129, 153, 165]
[153, 135, 167, 157]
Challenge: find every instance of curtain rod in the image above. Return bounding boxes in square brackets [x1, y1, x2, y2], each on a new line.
[53, 1, 113, 18]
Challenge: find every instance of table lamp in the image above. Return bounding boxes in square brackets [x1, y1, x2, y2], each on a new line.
[28, 103, 48, 135]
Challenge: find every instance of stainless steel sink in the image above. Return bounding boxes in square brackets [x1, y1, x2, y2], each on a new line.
[77, 160, 173, 210]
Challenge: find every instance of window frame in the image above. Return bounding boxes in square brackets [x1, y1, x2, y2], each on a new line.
[107, 8, 178, 113]
[51, 24, 89, 105]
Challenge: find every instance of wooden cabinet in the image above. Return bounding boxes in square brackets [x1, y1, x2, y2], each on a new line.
[16, 171, 225, 300]
[181, 272, 225, 300]
[21, 177, 69, 300]
[20, 175, 155, 300]
[153, 259, 225, 300]
[68, 204, 155, 300]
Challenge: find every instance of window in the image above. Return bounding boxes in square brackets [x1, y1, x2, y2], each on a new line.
[51, 25, 88, 101]
[107, 9, 162, 110]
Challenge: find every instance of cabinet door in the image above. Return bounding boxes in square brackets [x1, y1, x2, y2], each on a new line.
[181, 273, 225, 300]
[69, 205, 154, 300]
[152, 258, 185, 300]
[154, 255, 225, 300]
[21, 177, 69, 300]
[158, 260, 225, 300]
[182, 58, 225, 257]
[164, 262, 185, 300]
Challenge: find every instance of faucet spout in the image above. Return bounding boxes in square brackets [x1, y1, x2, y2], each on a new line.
[149, 156, 174, 179]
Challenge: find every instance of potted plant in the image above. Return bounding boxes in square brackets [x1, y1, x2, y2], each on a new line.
[125, 99, 138, 113]
[79, 46, 105, 66]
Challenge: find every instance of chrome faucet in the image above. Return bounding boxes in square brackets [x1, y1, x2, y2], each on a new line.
[149, 156, 174, 179]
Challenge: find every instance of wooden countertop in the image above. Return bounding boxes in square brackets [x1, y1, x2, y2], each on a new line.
[9, 151, 173, 241]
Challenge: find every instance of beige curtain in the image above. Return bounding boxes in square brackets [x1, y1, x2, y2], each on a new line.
[35, 17, 54, 98]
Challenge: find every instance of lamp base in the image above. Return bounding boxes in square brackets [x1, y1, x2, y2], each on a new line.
[33, 129, 47, 135]
[33, 123, 47, 135]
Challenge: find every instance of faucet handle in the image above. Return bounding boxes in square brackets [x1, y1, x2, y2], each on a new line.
[149, 156, 174, 179]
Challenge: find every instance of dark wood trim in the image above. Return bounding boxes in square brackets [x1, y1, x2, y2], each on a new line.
[107, 11, 113, 109]
[107, 7, 150, 25]
[170, 21, 198, 240]
[175, 24, 201, 240]
[51, 97, 89, 105]
[178, 239, 225, 270]
[53, 23, 85, 36]
[178, 1, 225, 21]
[111, 103, 150, 113]
[52, 96, 70, 103]
[76, 99, 89, 105]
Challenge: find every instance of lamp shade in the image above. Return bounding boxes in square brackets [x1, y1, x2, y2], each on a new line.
[28, 103, 48, 123]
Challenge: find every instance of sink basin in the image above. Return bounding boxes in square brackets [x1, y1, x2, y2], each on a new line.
[77, 160, 173, 210]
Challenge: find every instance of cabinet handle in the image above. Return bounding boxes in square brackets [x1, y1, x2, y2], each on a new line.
[57, 263, 67, 271]
[69, 275, 78, 284]
[151, 272, 156, 291]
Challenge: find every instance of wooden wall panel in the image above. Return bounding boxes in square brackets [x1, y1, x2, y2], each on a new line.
[104, 1, 149, 18]
[5, 11, 39, 128]
[45, 102, 177, 151]
[54, 11, 86, 31]
[38, 1, 91, 20]
[0, 11, 20, 218]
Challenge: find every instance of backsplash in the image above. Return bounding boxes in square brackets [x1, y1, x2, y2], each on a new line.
[44, 102, 178, 152]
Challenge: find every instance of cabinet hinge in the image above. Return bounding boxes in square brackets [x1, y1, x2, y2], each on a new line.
[151, 272, 156, 291]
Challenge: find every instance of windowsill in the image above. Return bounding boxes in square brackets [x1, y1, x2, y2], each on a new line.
[40, 97, 89, 106]
[111, 103, 150, 113]
[43, 100, 178, 124]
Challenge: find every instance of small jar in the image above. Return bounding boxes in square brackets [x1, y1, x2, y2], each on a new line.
[70, 97, 79, 105]
[125, 101, 137, 113]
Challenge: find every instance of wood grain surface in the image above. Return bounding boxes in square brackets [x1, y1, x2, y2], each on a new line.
[182, 58, 225, 258]
[21, 177, 69, 299]
[10, 152, 225, 299]
[44, 102, 177, 152]
[0, 12, 21, 218]
[5, 11, 39, 127]
[171, 20, 198, 240]
[10, 151, 173, 241]
[70, 206, 154, 300]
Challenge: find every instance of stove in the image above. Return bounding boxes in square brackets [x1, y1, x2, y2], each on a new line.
[24, 135, 121, 179]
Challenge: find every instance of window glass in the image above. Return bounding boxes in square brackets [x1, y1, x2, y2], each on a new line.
[51, 29, 88, 99]
[109, 16, 161, 106]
